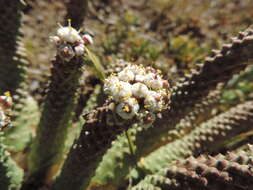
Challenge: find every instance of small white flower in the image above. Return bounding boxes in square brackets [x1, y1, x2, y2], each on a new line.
[116, 81, 132, 100]
[104, 76, 120, 95]
[74, 44, 85, 56]
[149, 78, 164, 90]
[144, 91, 164, 111]
[118, 69, 135, 82]
[82, 34, 94, 44]
[57, 27, 69, 38]
[68, 30, 82, 43]
[116, 103, 133, 119]
[116, 98, 139, 119]
[148, 91, 161, 99]
[132, 83, 149, 98]
[109, 86, 121, 101]
[104, 77, 133, 101]
[127, 65, 145, 75]
[104, 76, 120, 87]
[126, 98, 140, 113]
[143, 73, 156, 87]
[135, 74, 145, 83]
[57, 26, 82, 43]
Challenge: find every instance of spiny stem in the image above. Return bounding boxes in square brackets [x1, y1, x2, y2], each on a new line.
[52, 106, 137, 190]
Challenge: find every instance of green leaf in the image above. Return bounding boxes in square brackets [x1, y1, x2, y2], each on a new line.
[84, 46, 106, 80]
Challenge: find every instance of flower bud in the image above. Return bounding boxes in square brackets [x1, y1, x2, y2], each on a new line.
[82, 34, 94, 44]
[58, 44, 75, 61]
[74, 44, 85, 56]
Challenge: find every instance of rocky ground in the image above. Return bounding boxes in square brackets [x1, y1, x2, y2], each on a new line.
[22, 0, 253, 106]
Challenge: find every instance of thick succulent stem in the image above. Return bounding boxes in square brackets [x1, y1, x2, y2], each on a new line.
[28, 55, 83, 181]
[0, 0, 39, 152]
[132, 147, 253, 190]
[0, 132, 24, 190]
[90, 124, 138, 189]
[140, 101, 253, 173]
[52, 105, 137, 190]
[0, 0, 25, 93]
[165, 85, 223, 142]
[64, 84, 102, 159]
[91, 85, 222, 187]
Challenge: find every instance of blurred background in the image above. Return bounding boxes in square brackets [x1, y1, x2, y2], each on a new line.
[22, 0, 253, 107]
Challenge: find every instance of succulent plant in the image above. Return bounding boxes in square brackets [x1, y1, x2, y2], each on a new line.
[0, 1, 253, 190]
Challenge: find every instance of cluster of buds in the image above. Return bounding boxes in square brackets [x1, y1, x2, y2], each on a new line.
[50, 20, 93, 61]
[104, 64, 170, 125]
[0, 92, 13, 129]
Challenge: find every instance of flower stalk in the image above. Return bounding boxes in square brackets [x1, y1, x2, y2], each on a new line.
[28, 23, 93, 184]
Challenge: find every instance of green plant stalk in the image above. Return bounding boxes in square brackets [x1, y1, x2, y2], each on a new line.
[140, 101, 253, 173]
[65, 84, 102, 155]
[28, 55, 83, 180]
[91, 125, 138, 188]
[125, 130, 136, 156]
[0, 0, 39, 152]
[0, 0, 25, 93]
[4, 96, 39, 152]
[0, 132, 24, 190]
[52, 105, 137, 190]
[91, 85, 221, 187]
[132, 147, 253, 190]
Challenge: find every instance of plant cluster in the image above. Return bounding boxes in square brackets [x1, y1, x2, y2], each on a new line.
[104, 63, 170, 122]
[0, 1, 253, 190]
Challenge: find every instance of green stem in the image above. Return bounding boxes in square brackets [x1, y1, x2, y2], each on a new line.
[125, 131, 136, 156]
[27, 55, 83, 186]
[52, 106, 137, 190]
[0, 0, 39, 152]
[0, 132, 24, 190]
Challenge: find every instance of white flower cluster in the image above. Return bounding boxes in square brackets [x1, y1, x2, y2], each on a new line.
[0, 94, 12, 129]
[104, 64, 170, 121]
[50, 21, 93, 61]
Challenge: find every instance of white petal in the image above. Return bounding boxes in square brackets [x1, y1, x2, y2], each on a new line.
[83, 34, 94, 44]
[132, 83, 149, 98]
[118, 69, 135, 82]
